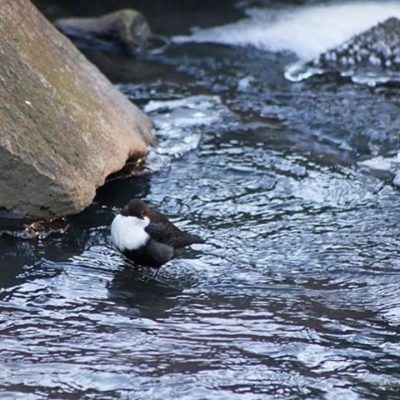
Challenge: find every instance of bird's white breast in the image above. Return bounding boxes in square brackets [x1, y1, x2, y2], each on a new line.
[111, 214, 150, 252]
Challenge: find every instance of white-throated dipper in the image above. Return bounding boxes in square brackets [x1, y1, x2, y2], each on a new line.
[111, 199, 204, 271]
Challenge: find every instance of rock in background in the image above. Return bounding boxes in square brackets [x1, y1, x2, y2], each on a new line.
[286, 17, 400, 83]
[55, 9, 152, 54]
[313, 18, 400, 69]
[0, 0, 155, 220]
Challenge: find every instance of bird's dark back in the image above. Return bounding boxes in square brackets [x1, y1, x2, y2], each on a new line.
[148, 207, 203, 248]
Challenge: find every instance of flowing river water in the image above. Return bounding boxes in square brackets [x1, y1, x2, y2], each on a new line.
[1, 1, 400, 399]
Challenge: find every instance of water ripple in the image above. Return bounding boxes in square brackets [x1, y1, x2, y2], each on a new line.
[2, 2, 400, 398]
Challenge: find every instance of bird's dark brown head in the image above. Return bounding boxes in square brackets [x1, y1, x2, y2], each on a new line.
[120, 199, 150, 219]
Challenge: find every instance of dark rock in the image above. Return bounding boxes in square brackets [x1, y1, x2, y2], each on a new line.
[0, 209, 28, 231]
[312, 17, 400, 70]
[55, 9, 152, 54]
[287, 17, 400, 82]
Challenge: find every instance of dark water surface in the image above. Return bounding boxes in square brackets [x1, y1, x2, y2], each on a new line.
[1, 1, 400, 399]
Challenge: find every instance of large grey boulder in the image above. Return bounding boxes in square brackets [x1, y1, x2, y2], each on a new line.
[0, 0, 155, 220]
[287, 17, 400, 82]
[55, 9, 152, 54]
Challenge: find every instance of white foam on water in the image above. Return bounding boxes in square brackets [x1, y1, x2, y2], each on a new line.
[144, 95, 228, 171]
[174, 2, 400, 60]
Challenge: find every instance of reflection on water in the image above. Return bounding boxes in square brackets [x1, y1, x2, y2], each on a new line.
[1, 1, 400, 399]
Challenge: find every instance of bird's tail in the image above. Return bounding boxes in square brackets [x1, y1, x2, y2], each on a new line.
[179, 232, 205, 247]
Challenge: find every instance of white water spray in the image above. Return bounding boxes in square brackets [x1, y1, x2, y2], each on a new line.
[175, 2, 400, 60]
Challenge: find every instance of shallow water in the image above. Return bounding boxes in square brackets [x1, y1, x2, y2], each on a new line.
[2, 1, 400, 399]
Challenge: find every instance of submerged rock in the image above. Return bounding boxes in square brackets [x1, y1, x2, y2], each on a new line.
[0, 0, 155, 220]
[311, 17, 400, 70]
[287, 17, 400, 83]
[55, 9, 152, 54]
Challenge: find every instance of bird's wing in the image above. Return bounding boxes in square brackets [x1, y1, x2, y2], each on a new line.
[147, 206, 204, 247]
[145, 222, 170, 243]
[147, 208, 184, 242]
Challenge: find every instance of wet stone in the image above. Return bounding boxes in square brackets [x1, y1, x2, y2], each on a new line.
[55, 9, 152, 54]
[287, 17, 400, 85]
[311, 17, 400, 70]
